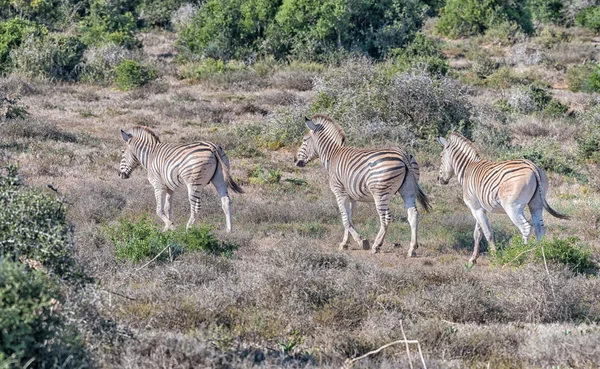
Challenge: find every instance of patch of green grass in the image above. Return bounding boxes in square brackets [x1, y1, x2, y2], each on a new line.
[106, 216, 238, 263]
[492, 236, 597, 274]
[248, 164, 282, 185]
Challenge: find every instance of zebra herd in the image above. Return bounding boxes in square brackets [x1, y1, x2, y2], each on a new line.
[119, 114, 568, 264]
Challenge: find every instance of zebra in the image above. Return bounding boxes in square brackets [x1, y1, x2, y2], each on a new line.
[295, 115, 431, 256]
[437, 132, 569, 264]
[118, 126, 243, 232]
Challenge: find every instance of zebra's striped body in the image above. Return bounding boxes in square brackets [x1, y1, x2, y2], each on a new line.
[295, 115, 431, 256]
[437, 132, 568, 264]
[119, 126, 243, 232]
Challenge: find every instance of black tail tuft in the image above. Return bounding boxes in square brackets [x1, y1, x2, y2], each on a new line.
[228, 177, 244, 194]
[417, 185, 432, 213]
[544, 201, 569, 220]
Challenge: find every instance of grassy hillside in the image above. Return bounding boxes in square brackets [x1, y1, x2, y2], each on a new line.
[1, 1, 600, 368]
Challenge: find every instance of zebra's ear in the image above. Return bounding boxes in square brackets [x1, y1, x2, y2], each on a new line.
[437, 137, 447, 147]
[120, 129, 132, 143]
[305, 117, 317, 131]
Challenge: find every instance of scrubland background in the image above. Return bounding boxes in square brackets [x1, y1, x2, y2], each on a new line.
[1, 0, 600, 368]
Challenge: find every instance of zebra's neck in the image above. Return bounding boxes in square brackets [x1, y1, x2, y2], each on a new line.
[451, 146, 481, 185]
[132, 141, 157, 169]
[315, 134, 343, 172]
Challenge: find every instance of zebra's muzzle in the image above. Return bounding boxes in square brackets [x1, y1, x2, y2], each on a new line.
[438, 176, 448, 185]
[295, 159, 306, 167]
[120, 171, 130, 179]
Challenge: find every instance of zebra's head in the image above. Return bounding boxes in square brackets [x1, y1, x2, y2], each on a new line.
[436, 136, 454, 185]
[294, 117, 319, 167]
[119, 129, 140, 179]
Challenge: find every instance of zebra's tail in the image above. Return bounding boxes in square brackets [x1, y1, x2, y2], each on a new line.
[402, 152, 432, 213]
[212, 146, 244, 195]
[532, 165, 569, 220]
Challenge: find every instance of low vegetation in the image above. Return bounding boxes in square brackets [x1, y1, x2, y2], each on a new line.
[1, 0, 600, 367]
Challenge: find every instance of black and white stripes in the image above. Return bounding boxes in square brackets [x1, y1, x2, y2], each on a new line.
[119, 126, 243, 232]
[437, 132, 568, 264]
[295, 115, 431, 255]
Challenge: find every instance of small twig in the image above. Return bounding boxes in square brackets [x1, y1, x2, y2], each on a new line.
[416, 341, 428, 369]
[135, 245, 170, 272]
[400, 320, 414, 369]
[100, 288, 137, 301]
[344, 339, 420, 368]
[504, 247, 537, 266]
[540, 243, 557, 300]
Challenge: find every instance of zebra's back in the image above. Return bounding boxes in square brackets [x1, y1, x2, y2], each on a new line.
[150, 141, 220, 190]
[330, 146, 416, 201]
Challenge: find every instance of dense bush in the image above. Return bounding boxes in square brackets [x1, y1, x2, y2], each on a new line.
[179, 0, 427, 61]
[527, 0, 563, 24]
[106, 217, 238, 262]
[0, 260, 90, 368]
[78, 0, 140, 49]
[437, 0, 533, 38]
[10, 34, 86, 81]
[80, 42, 132, 84]
[575, 5, 600, 33]
[567, 63, 600, 93]
[576, 105, 600, 163]
[389, 33, 449, 75]
[310, 57, 472, 143]
[115, 59, 157, 90]
[136, 0, 187, 28]
[493, 237, 596, 274]
[0, 165, 86, 282]
[0, 19, 46, 72]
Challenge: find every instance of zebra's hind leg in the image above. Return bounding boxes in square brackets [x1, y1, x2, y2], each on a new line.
[164, 189, 174, 221]
[399, 185, 419, 258]
[335, 194, 368, 250]
[372, 195, 392, 254]
[529, 196, 546, 241]
[505, 203, 533, 244]
[469, 207, 495, 264]
[154, 186, 175, 231]
[212, 177, 232, 233]
[186, 183, 204, 230]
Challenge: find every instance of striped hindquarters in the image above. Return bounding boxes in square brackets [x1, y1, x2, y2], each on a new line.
[151, 141, 219, 189]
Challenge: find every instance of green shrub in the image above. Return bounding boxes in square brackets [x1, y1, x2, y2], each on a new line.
[437, 0, 533, 38]
[543, 98, 568, 117]
[80, 42, 132, 85]
[575, 6, 600, 33]
[0, 165, 86, 282]
[576, 106, 600, 163]
[470, 51, 500, 79]
[78, 0, 140, 49]
[10, 34, 86, 81]
[106, 217, 238, 263]
[0, 19, 47, 72]
[179, 58, 247, 79]
[493, 237, 596, 274]
[483, 20, 524, 45]
[179, 0, 427, 61]
[508, 84, 552, 114]
[136, 0, 187, 28]
[566, 63, 600, 93]
[0, 260, 90, 368]
[389, 33, 449, 75]
[115, 59, 157, 90]
[248, 164, 282, 184]
[527, 0, 563, 24]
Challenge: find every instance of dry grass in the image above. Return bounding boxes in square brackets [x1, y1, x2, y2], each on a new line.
[2, 29, 600, 369]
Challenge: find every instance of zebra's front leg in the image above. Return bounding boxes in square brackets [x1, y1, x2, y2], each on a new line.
[335, 194, 368, 250]
[164, 189, 174, 221]
[154, 186, 175, 231]
[372, 196, 392, 254]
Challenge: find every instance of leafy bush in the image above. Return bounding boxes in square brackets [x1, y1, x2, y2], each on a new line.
[310, 57, 472, 143]
[0, 19, 46, 72]
[170, 3, 199, 31]
[493, 237, 596, 274]
[179, 58, 246, 79]
[508, 84, 552, 114]
[389, 33, 449, 76]
[437, 0, 533, 38]
[9, 34, 86, 81]
[527, 0, 563, 24]
[0, 96, 29, 120]
[575, 5, 600, 33]
[78, 0, 140, 49]
[543, 98, 568, 117]
[80, 42, 132, 85]
[0, 165, 86, 282]
[248, 164, 282, 184]
[566, 63, 600, 93]
[179, 0, 427, 61]
[136, 0, 187, 28]
[106, 217, 238, 263]
[0, 260, 90, 368]
[115, 59, 157, 90]
[470, 51, 500, 79]
[576, 105, 600, 163]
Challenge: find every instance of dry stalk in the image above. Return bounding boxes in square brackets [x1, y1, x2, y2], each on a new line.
[343, 335, 427, 369]
[135, 245, 171, 272]
[400, 320, 414, 369]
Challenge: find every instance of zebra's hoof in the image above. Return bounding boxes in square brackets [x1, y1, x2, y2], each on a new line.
[407, 250, 417, 258]
[361, 240, 370, 250]
[338, 243, 349, 251]
[370, 246, 380, 254]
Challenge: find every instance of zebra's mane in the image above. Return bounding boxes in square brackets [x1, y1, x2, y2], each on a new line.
[129, 125, 161, 144]
[448, 132, 480, 159]
[310, 114, 345, 146]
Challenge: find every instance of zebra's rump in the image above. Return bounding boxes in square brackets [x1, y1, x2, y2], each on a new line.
[151, 141, 219, 189]
[466, 159, 540, 210]
[333, 148, 414, 200]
